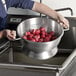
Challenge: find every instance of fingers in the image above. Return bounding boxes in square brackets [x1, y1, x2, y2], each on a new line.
[59, 19, 69, 29]
[58, 18, 69, 29]
[11, 30, 16, 39]
[7, 34, 15, 40]
[5, 30, 16, 40]
[57, 14, 69, 29]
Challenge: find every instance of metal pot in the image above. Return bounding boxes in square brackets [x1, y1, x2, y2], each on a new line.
[16, 17, 68, 60]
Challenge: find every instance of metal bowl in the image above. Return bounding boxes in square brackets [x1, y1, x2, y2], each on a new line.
[17, 18, 64, 60]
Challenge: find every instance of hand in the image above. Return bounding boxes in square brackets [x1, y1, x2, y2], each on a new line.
[3, 29, 16, 40]
[57, 14, 69, 28]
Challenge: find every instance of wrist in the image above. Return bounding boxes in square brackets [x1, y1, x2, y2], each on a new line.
[3, 30, 7, 37]
[56, 13, 64, 22]
[0, 30, 4, 38]
[1, 30, 7, 38]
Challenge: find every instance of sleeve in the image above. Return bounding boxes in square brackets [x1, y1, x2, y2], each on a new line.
[8, 0, 35, 10]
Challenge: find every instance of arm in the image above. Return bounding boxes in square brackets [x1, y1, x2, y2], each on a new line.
[32, 2, 58, 21]
[7, 0, 69, 28]
[32, 2, 69, 28]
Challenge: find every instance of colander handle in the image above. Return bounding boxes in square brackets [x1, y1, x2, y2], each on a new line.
[11, 38, 21, 41]
[63, 27, 69, 31]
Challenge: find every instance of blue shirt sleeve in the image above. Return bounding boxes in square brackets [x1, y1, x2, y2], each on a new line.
[7, 0, 34, 10]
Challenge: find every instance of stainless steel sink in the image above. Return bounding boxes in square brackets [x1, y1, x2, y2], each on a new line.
[0, 17, 76, 71]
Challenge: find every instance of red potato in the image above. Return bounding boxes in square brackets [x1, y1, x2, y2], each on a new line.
[22, 35, 27, 39]
[28, 34, 33, 38]
[31, 29, 36, 34]
[31, 38, 36, 42]
[25, 31, 31, 35]
[41, 34, 45, 38]
[35, 29, 40, 35]
[51, 36, 57, 40]
[27, 35, 33, 40]
[40, 27, 46, 32]
[22, 27, 57, 42]
[49, 31, 55, 36]
[34, 35, 40, 39]
[46, 34, 52, 39]
[38, 38, 43, 42]
[41, 31, 46, 35]
[44, 37, 50, 42]
[33, 35, 40, 42]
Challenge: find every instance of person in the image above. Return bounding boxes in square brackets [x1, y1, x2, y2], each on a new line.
[0, 0, 69, 40]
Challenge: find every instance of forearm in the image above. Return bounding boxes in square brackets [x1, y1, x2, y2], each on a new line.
[32, 2, 69, 28]
[32, 2, 59, 20]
